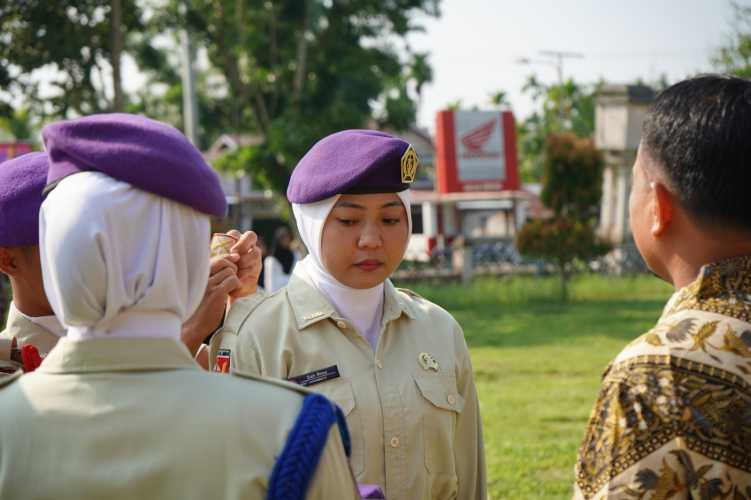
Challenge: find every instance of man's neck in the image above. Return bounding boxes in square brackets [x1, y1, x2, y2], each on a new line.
[9, 280, 53, 318]
[667, 239, 751, 290]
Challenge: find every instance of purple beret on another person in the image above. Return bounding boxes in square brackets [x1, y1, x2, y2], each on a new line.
[42, 113, 227, 217]
[286, 129, 419, 203]
[0, 152, 49, 247]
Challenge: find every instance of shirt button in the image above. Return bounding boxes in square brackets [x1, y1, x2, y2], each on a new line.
[390, 436, 400, 448]
[336, 321, 347, 329]
[376, 360, 383, 369]
[447, 394, 456, 405]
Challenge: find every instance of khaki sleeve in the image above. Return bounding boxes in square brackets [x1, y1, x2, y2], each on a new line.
[208, 294, 266, 375]
[232, 326, 264, 375]
[453, 322, 487, 500]
[305, 425, 360, 500]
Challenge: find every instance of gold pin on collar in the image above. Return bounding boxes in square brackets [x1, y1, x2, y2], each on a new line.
[401, 145, 419, 183]
[419, 352, 439, 372]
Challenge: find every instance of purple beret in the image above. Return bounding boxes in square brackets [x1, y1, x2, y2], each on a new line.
[286, 129, 419, 203]
[0, 152, 48, 247]
[42, 113, 227, 217]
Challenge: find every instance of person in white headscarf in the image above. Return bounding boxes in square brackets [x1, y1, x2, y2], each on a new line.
[0, 114, 359, 500]
[210, 130, 487, 500]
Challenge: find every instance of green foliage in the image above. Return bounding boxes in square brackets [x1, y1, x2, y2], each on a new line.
[517, 217, 608, 266]
[713, 1, 751, 78]
[516, 133, 609, 300]
[540, 133, 603, 219]
[0, 107, 35, 142]
[516, 76, 599, 182]
[135, 0, 439, 193]
[0, 1, 144, 117]
[404, 274, 673, 499]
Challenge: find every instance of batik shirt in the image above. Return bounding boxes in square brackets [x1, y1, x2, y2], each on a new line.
[575, 255, 751, 500]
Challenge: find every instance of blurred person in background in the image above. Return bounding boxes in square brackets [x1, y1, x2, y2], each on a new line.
[264, 225, 297, 292]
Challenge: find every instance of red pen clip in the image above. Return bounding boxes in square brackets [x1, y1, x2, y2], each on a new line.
[20, 344, 42, 373]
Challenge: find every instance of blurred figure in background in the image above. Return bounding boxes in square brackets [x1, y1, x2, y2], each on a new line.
[264, 225, 297, 292]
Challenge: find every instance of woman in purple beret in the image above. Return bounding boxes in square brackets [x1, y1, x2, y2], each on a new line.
[211, 130, 487, 500]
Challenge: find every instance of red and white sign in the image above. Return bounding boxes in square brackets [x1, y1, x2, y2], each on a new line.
[435, 110, 519, 193]
[0, 143, 33, 163]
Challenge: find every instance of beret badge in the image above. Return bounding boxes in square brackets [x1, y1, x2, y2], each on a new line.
[400, 145, 419, 183]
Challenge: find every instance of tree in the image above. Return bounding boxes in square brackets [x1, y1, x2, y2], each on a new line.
[0, 107, 35, 142]
[0, 1, 144, 118]
[515, 75, 599, 183]
[516, 133, 609, 300]
[141, 0, 440, 193]
[713, 1, 751, 77]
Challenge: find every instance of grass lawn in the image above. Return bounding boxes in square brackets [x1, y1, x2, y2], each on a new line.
[401, 274, 674, 500]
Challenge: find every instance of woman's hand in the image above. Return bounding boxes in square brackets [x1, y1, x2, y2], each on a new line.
[225, 229, 262, 302]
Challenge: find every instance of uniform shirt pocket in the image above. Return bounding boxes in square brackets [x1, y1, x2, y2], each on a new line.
[316, 378, 365, 478]
[413, 375, 464, 477]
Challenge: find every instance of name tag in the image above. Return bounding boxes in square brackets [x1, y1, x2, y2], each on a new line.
[288, 365, 340, 387]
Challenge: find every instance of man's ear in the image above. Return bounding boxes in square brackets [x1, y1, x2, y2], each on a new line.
[0, 247, 15, 275]
[650, 182, 674, 237]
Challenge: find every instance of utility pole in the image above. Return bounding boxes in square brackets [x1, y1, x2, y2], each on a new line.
[517, 50, 584, 124]
[538, 50, 583, 87]
[180, 1, 199, 145]
[111, 0, 124, 111]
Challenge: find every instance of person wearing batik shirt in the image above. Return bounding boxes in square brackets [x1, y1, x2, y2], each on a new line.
[574, 75, 751, 499]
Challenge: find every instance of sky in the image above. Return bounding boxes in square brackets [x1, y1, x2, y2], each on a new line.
[15, 0, 738, 138]
[406, 0, 737, 131]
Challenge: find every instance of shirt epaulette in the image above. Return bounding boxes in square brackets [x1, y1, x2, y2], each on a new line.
[0, 370, 22, 388]
[222, 291, 273, 337]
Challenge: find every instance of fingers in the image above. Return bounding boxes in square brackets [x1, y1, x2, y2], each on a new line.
[209, 256, 239, 276]
[214, 272, 242, 296]
[229, 230, 258, 256]
[207, 267, 240, 292]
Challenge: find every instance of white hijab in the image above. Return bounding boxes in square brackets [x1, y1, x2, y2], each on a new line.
[39, 172, 210, 341]
[292, 191, 411, 350]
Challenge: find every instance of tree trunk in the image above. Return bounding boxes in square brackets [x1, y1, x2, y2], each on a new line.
[111, 0, 124, 111]
[558, 261, 569, 302]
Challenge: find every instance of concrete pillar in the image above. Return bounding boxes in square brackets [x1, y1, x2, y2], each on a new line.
[613, 163, 629, 243]
[442, 202, 458, 236]
[599, 165, 614, 239]
[422, 201, 438, 237]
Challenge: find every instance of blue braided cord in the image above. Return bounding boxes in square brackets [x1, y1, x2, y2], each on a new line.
[267, 393, 337, 500]
[334, 405, 351, 458]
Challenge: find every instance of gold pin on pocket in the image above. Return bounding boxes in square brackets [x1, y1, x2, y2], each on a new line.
[418, 352, 439, 372]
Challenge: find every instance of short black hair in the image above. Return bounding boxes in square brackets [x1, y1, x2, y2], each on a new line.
[641, 74, 751, 233]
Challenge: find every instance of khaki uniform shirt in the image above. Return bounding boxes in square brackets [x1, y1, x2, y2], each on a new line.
[574, 256, 751, 499]
[0, 305, 59, 374]
[210, 274, 487, 500]
[0, 336, 359, 500]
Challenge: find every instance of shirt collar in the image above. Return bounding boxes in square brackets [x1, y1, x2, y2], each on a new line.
[10, 303, 65, 337]
[287, 273, 415, 331]
[38, 337, 199, 374]
[663, 254, 751, 320]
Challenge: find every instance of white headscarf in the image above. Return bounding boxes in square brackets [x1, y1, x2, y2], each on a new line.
[39, 171, 210, 341]
[292, 191, 411, 350]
